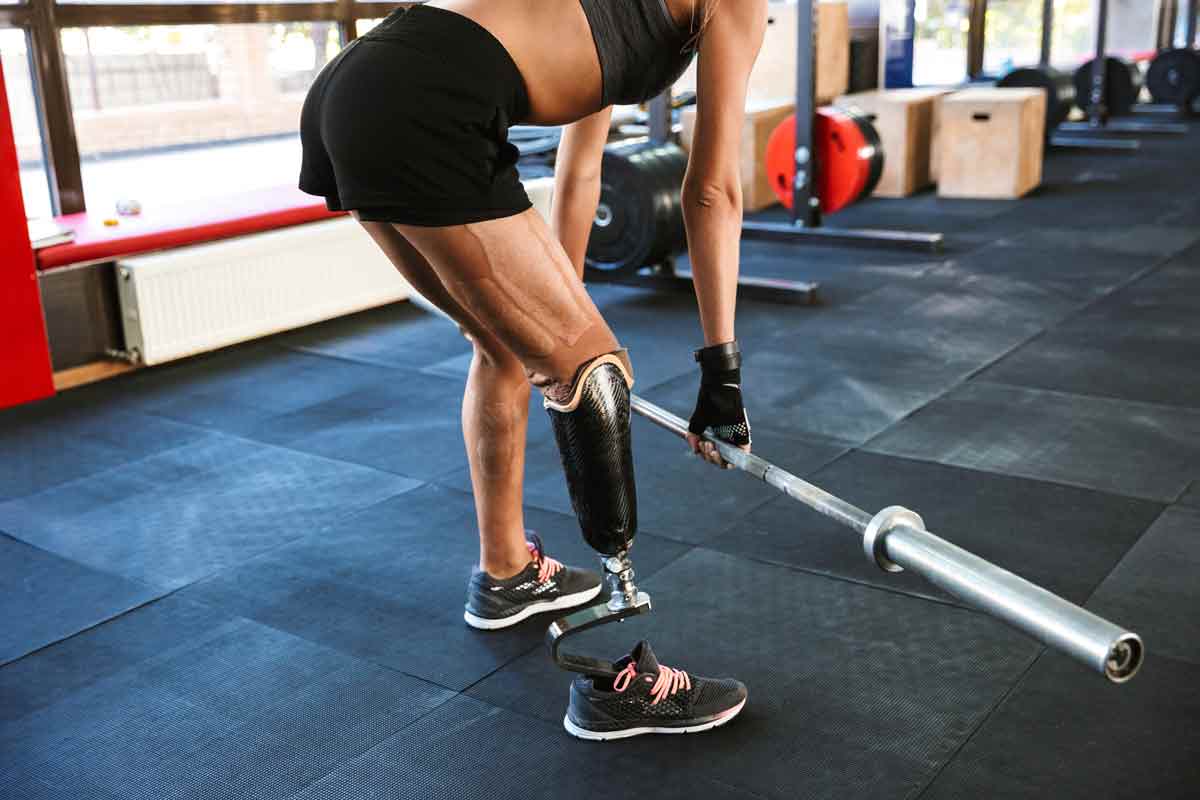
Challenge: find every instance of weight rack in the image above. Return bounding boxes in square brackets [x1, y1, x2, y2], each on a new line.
[1056, 0, 1189, 143]
[738, 0, 943, 257]
[601, 0, 945, 306]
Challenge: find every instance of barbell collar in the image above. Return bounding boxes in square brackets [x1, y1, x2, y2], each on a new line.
[862, 505, 925, 573]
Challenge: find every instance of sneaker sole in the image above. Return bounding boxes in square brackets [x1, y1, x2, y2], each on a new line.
[562, 697, 747, 741]
[463, 583, 603, 631]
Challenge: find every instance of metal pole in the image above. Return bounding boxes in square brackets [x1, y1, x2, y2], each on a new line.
[791, 0, 819, 228]
[967, 0, 987, 79]
[1156, 0, 1178, 52]
[1040, 0, 1054, 66]
[647, 91, 673, 145]
[630, 395, 1145, 684]
[1089, 0, 1110, 124]
[1188, 0, 1198, 47]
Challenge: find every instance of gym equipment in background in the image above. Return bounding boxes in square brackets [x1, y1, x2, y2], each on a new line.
[995, 64, 1139, 151]
[582, 138, 817, 303]
[997, 66, 1076, 137]
[738, 0, 942, 254]
[584, 139, 687, 278]
[764, 107, 884, 214]
[1145, 48, 1200, 108]
[1057, 0, 1187, 139]
[590, 0, 944, 307]
[1071, 56, 1141, 117]
[549, 396, 1147, 685]
[583, 105, 886, 290]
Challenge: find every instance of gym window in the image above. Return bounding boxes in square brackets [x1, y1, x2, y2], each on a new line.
[0, 1, 411, 219]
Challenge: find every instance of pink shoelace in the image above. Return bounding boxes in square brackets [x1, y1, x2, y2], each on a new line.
[612, 661, 692, 705]
[527, 540, 563, 583]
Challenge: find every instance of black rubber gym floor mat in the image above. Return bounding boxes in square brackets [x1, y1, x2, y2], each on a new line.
[237, 368, 475, 481]
[441, 412, 848, 544]
[177, 483, 692, 690]
[866, 381, 1200, 503]
[716, 238, 946, 305]
[275, 301, 473, 371]
[942, 236, 1159, 303]
[995, 174, 1192, 232]
[762, 272, 1074, 381]
[0, 595, 232, 723]
[1086, 506, 1199, 666]
[128, 346, 403, 438]
[590, 284, 834, 394]
[1012, 223, 1200, 260]
[0, 618, 455, 800]
[1127, 252, 1200, 300]
[292, 694, 765, 800]
[0, 434, 417, 590]
[1180, 482, 1199, 508]
[0, 388, 210, 503]
[714, 451, 1163, 606]
[918, 653, 1200, 799]
[643, 347, 960, 446]
[466, 548, 1040, 800]
[0, 534, 161, 667]
[979, 292, 1200, 408]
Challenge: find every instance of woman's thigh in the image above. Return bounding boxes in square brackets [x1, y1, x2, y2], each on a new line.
[356, 216, 510, 362]
[392, 208, 620, 389]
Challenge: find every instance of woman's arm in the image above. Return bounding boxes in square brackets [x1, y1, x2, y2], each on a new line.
[682, 0, 768, 345]
[682, 0, 766, 465]
[551, 106, 614, 279]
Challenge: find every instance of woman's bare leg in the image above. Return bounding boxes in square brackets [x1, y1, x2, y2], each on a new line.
[357, 217, 539, 578]
[393, 209, 623, 401]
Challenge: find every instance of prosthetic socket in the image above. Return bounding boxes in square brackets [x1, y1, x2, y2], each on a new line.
[544, 351, 638, 557]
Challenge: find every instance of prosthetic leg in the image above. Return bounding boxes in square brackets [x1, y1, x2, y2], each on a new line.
[543, 351, 652, 678]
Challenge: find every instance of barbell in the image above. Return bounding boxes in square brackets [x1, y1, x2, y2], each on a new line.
[629, 395, 1144, 684]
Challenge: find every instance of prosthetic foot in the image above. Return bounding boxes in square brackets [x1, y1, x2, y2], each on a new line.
[544, 352, 652, 677]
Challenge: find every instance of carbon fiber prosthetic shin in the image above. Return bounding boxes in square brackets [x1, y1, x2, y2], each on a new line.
[544, 352, 637, 557]
[544, 353, 653, 677]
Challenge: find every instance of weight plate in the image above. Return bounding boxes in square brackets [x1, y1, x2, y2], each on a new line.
[585, 139, 687, 279]
[1073, 57, 1140, 116]
[840, 106, 885, 201]
[1146, 48, 1200, 107]
[765, 110, 881, 214]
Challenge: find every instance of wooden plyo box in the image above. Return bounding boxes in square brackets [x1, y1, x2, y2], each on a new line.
[834, 88, 948, 197]
[680, 99, 794, 212]
[925, 89, 956, 182]
[673, 1, 849, 105]
[937, 88, 1046, 199]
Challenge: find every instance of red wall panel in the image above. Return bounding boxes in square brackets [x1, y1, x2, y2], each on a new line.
[0, 61, 55, 409]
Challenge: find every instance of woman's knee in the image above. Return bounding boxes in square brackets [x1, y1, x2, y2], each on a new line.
[466, 328, 526, 380]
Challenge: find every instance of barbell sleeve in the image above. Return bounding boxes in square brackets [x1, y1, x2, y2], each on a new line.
[630, 395, 1144, 683]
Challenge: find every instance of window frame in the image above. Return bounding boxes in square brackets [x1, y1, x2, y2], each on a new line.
[5, 0, 414, 215]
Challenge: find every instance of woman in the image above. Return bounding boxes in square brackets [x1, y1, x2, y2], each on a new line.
[300, 0, 765, 740]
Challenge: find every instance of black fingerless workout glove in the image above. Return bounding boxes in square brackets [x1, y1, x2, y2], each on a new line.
[688, 340, 751, 447]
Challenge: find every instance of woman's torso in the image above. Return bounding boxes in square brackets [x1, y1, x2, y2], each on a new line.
[428, 0, 694, 125]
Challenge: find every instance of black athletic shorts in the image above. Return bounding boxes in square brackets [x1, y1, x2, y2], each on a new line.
[298, 5, 534, 226]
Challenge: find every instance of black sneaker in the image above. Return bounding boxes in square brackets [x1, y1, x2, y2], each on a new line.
[463, 533, 603, 630]
[564, 640, 747, 740]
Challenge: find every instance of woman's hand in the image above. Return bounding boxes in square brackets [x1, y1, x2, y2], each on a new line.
[686, 341, 751, 469]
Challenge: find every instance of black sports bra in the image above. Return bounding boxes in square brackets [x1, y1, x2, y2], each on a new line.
[578, 0, 698, 107]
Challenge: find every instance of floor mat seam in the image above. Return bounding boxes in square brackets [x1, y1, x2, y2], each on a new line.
[908, 648, 1047, 800]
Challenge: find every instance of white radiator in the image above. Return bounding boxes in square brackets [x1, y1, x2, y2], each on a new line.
[115, 177, 556, 366]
